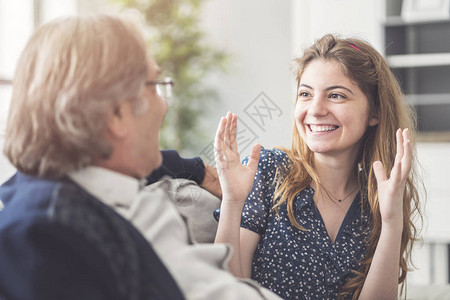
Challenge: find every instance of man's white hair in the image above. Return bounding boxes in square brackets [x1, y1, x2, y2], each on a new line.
[4, 12, 150, 178]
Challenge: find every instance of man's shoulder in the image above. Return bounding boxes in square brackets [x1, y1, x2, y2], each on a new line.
[0, 172, 184, 300]
[0, 172, 124, 243]
[0, 173, 67, 223]
[0, 172, 95, 217]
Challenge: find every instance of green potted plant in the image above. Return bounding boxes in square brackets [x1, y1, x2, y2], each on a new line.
[114, 0, 229, 154]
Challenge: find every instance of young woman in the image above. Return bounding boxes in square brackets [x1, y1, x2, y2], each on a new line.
[214, 34, 422, 299]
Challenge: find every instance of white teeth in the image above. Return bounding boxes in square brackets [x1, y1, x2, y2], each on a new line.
[309, 125, 337, 132]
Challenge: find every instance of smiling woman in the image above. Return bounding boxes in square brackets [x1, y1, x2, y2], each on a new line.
[213, 34, 423, 300]
[295, 59, 379, 157]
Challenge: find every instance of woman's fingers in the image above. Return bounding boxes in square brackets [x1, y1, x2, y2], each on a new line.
[373, 160, 387, 184]
[223, 112, 231, 152]
[375, 128, 412, 187]
[247, 143, 261, 174]
[390, 129, 403, 182]
[391, 128, 413, 183]
[223, 112, 238, 152]
[230, 113, 238, 153]
[401, 128, 412, 179]
[214, 112, 241, 170]
[214, 116, 227, 165]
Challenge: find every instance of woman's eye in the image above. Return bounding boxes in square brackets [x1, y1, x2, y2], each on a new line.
[329, 93, 346, 100]
[298, 91, 310, 97]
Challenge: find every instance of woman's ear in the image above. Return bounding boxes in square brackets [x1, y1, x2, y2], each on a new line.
[368, 108, 379, 127]
[369, 115, 379, 127]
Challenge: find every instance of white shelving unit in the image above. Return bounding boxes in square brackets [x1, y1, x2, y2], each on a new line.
[384, 1, 450, 135]
[387, 53, 450, 68]
[383, 1, 450, 288]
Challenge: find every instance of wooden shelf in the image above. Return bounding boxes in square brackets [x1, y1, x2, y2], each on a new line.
[406, 93, 450, 106]
[387, 53, 450, 68]
[417, 131, 450, 143]
[0, 79, 12, 85]
[385, 16, 450, 27]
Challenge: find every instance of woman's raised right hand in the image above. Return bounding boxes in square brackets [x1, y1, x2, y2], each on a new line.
[214, 112, 261, 204]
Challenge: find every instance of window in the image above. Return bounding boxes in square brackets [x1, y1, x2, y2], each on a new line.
[0, 0, 76, 182]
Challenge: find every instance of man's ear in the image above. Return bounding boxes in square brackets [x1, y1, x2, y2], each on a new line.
[106, 101, 130, 138]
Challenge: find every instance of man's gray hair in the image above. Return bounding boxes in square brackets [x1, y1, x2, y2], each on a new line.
[4, 12, 150, 178]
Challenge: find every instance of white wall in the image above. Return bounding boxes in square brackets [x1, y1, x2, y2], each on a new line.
[412, 143, 450, 284]
[0, 0, 35, 183]
[292, 0, 384, 54]
[418, 143, 450, 243]
[0, 0, 78, 183]
[0, 86, 14, 183]
[198, 0, 294, 159]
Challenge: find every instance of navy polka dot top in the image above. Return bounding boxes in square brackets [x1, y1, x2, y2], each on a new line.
[241, 148, 371, 300]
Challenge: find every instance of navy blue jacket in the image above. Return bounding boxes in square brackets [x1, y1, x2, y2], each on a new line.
[147, 150, 205, 185]
[0, 172, 184, 300]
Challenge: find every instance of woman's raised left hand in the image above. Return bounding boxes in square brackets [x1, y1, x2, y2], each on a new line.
[373, 128, 412, 227]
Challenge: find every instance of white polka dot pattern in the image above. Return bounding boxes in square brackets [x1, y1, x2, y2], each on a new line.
[241, 148, 371, 300]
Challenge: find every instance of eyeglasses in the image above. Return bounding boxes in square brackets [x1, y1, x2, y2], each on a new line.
[146, 77, 174, 101]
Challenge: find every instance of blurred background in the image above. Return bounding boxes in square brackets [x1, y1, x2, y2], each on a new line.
[1, 0, 449, 294]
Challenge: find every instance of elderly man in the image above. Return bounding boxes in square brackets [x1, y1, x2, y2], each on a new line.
[0, 13, 280, 300]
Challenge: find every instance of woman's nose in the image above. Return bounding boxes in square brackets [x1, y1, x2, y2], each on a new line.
[308, 96, 328, 116]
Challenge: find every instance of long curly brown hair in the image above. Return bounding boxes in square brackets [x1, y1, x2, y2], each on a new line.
[273, 34, 423, 299]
